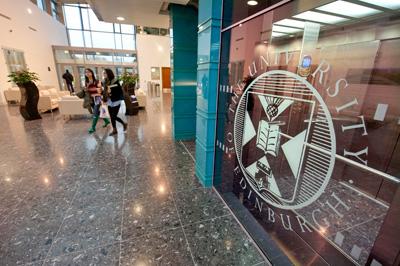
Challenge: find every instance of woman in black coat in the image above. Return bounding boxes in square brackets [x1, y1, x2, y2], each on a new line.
[102, 68, 128, 136]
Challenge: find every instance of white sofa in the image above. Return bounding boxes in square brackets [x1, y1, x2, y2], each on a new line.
[59, 96, 90, 118]
[38, 88, 69, 113]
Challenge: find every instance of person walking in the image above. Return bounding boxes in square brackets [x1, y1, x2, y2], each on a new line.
[85, 68, 110, 134]
[62, 70, 75, 94]
[102, 68, 127, 136]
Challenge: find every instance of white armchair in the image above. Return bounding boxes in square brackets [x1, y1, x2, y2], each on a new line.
[59, 96, 90, 118]
[136, 89, 147, 108]
[4, 87, 21, 104]
[38, 90, 59, 113]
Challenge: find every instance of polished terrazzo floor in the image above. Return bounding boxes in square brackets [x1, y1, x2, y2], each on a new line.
[0, 96, 267, 266]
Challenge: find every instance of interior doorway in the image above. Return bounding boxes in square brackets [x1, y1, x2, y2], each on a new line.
[161, 67, 171, 93]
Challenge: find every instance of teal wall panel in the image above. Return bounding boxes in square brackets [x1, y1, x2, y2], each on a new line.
[170, 4, 198, 140]
[195, 0, 222, 187]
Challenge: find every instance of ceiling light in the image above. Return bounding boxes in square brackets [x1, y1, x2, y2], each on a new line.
[247, 0, 258, 6]
[239, 23, 243, 27]
[116, 16, 125, 21]
[27, 8, 32, 14]
[272, 25, 302, 34]
[272, 32, 286, 37]
[274, 19, 306, 28]
[317, 1, 381, 18]
[293, 11, 349, 24]
[358, 0, 400, 10]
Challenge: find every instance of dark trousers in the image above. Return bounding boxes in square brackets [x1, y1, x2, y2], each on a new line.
[66, 82, 74, 93]
[108, 105, 125, 129]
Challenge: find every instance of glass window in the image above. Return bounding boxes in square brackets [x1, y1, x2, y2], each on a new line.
[81, 8, 90, 30]
[91, 32, 115, 49]
[64, 6, 82, 29]
[88, 9, 113, 32]
[121, 24, 134, 34]
[37, 0, 46, 11]
[68, 29, 84, 47]
[114, 34, 122, 49]
[122, 34, 135, 50]
[215, 0, 400, 265]
[222, 0, 283, 29]
[114, 24, 121, 33]
[50, 1, 58, 19]
[83, 31, 92, 47]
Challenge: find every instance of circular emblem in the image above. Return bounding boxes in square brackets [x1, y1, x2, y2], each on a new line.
[234, 70, 336, 210]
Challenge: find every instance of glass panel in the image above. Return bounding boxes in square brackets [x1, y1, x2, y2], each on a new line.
[215, 0, 400, 265]
[114, 24, 121, 33]
[64, 6, 82, 29]
[37, 0, 46, 11]
[121, 34, 135, 50]
[81, 8, 90, 30]
[115, 34, 122, 49]
[91, 32, 115, 49]
[121, 24, 134, 34]
[83, 31, 92, 47]
[222, 0, 282, 29]
[88, 9, 113, 32]
[68, 29, 85, 47]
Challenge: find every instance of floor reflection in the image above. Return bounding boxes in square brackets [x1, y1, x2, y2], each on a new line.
[0, 94, 266, 265]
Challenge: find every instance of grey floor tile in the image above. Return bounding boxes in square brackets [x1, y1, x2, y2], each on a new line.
[184, 215, 265, 266]
[122, 194, 180, 240]
[43, 243, 120, 266]
[49, 202, 121, 257]
[174, 188, 231, 225]
[0, 215, 62, 265]
[120, 228, 194, 266]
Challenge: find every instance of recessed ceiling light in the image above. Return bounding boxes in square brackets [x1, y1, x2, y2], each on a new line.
[116, 16, 125, 21]
[27, 8, 32, 14]
[293, 11, 349, 24]
[247, 0, 258, 6]
[358, 0, 400, 10]
[317, 1, 381, 18]
[274, 19, 306, 28]
[272, 25, 302, 34]
[239, 23, 243, 27]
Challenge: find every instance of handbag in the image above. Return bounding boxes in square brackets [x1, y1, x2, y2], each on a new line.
[99, 103, 110, 119]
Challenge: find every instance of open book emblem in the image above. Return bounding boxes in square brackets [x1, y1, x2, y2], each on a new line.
[234, 70, 336, 210]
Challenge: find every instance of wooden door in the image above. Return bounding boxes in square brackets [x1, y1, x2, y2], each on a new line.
[161, 67, 171, 89]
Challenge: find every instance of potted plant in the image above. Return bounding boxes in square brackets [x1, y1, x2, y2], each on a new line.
[8, 70, 42, 120]
[120, 72, 139, 115]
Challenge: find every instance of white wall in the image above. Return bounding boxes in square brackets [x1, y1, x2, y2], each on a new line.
[136, 34, 171, 90]
[0, 0, 68, 104]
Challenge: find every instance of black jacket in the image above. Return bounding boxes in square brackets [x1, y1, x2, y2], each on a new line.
[103, 78, 124, 102]
[62, 72, 74, 83]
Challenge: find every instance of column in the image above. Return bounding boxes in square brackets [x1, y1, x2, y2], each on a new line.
[195, 0, 222, 187]
[170, 4, 198, 140]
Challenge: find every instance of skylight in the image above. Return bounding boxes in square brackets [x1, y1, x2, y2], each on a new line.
[272, 25, 302, 34]
[358, 0, 400, 10]
[316, 1, 382, 18]
[293, 11, 349, 24]
[274, 19, 305, 29]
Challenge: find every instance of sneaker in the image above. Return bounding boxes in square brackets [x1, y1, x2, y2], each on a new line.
[88, 128, 95, 134]
[123, 123, 128, 132]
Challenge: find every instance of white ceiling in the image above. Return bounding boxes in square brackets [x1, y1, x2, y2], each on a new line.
[86, 0, 190, 28]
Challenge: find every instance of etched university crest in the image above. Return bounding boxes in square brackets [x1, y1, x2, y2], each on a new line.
[234, 70, 336, 210]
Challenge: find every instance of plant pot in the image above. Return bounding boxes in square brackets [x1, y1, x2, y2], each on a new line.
[123, 84, 139, 116]
[18, 81, 41, 120]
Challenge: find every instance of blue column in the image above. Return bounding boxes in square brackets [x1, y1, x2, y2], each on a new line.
[195, 0, 222, 187]
[170, 4, 198, 140]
